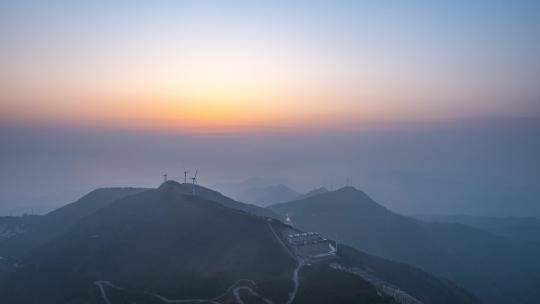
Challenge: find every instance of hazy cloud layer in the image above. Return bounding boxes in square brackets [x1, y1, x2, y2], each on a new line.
[1, 117, 539, 216]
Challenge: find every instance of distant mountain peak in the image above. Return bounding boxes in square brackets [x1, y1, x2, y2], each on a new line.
[235, 183, 301, 206]
[304, 187, 329, 196]
[299, 185, 367, 200]
[331, 186, 372, 197]
[268, 185, 387, 215]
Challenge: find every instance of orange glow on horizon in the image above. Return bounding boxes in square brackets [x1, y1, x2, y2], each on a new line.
[1, 87, 396, 133]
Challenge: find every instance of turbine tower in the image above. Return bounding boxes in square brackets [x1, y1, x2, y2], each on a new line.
[183, 169, 189, 184]
[191, 170, 198, 195]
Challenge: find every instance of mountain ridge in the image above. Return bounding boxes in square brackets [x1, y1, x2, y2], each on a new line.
[0, 182, 479, 304]
[268, 186, 540, 304]
[0, 185, 390, 303]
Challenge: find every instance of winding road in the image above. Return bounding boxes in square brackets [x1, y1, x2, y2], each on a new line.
[233, 286, 274, 304]
[266, 221, 304, 304]
[94, 281, 123, 304]
[95, 222, 303, 304]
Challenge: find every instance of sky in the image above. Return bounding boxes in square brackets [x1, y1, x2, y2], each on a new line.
[0, 1, 539, 216]
[1, 0, 540, 132]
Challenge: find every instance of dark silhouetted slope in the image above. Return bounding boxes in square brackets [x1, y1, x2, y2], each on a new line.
[1, 182, 281, 258]
[337, 245, 478, 304]
[0, 185, 390, 304]
[0, 187, 148, 256]
[270, 187, 444, 266]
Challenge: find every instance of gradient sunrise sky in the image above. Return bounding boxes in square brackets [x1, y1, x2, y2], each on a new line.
[1, 0, 539, 132]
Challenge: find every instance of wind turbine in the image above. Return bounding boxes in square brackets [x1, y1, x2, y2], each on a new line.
[191, 170, 198, 195]
[183, 169, 189, 184]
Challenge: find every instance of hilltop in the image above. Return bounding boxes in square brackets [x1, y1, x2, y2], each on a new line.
[269, 186, 540, 304]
